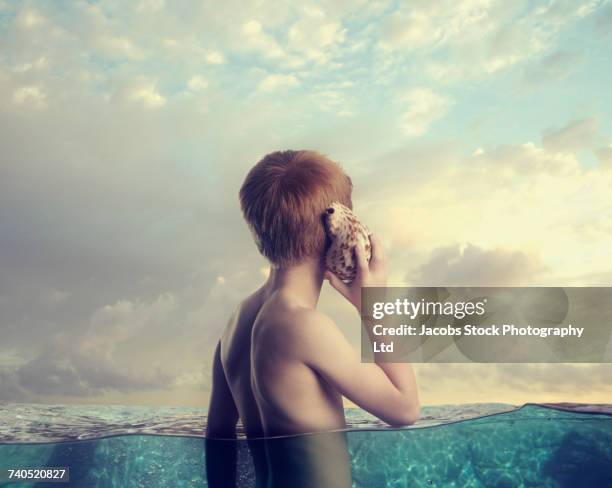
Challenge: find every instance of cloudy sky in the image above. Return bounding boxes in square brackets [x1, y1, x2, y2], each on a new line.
[1, 0, 611, 407]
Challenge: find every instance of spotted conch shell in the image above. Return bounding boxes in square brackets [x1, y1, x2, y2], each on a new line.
[323, 202, 371, 282]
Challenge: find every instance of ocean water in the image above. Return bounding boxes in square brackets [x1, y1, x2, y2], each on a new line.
[0, 403, 611, 487]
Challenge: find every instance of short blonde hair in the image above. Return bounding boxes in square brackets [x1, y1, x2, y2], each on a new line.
[239, 150, 353, 266]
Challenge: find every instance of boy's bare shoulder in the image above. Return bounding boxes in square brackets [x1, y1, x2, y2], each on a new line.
[221, 288, 265, 340]
[257, 300, 342, 353]
[286, 307, 336, 332]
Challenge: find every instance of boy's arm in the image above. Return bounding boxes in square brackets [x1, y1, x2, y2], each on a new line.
[205, 341, 239, 487]
[312, 234, 419, 426]
[296, 311, 419, 426]
[206, 341, 239, 437]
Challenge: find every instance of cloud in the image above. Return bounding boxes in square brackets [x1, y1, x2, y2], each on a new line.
[16, 7, 45, 29]
[241, 20, 286, 60]
[6, 294, 179, 398]
[542, 118, 598, 153]
[399, 88, 450, 137]
[397, 0, 601, 82]
[0, 252, 267, 399]
[14, 57, 49, 73]
[136, 0, 165, 13]
[0, 369, 32, 402]
[118, 79, 166, 108]
[379, 0, 490, 50]
[381, 10, 435, 48]
[258, 73, 299, 92]
[187, 75, 208, 91]
[287, 9, 346, 63]
[12, 85, 47, 108]
[206, 50, 225, 64]
[359, 139, 612, 288]
[310, 89, 352, 115]
[412, 244, 544, 286]
[129, 86, 165, 108]
[40, 288, 70, 307]
[96, 36, 144, 59]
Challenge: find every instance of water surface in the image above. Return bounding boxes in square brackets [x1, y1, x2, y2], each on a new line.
[1, 403, 610, 487]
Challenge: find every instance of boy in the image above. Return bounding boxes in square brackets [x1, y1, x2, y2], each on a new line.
[206, 150, 419, 487]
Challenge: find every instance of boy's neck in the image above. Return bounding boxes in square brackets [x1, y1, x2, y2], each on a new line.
[264, 257, 324, 309]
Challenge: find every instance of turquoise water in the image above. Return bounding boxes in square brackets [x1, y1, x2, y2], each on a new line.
[1, 404, 611, 487]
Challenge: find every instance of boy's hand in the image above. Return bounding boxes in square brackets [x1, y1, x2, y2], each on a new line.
[325, 233, 388, 314]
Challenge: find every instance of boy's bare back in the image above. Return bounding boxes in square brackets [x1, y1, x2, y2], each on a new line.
[220, 286, 347, 438]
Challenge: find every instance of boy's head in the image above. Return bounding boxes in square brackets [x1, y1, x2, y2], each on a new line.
[240, 150, 353, 267]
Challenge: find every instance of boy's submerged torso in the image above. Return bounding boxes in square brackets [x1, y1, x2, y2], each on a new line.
[219, 286, 347, 438]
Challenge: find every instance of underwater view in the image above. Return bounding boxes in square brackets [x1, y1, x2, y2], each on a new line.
[1, 403, 611, 487]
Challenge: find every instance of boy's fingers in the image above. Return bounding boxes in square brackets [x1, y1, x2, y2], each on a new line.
[369, 234, 385, 266]
[354, 242, 369, 274]
[325, 271, 350, 298]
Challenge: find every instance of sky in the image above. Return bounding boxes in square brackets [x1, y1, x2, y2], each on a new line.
[1, 0, 611, 407]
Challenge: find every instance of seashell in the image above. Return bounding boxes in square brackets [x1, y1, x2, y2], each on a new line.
[323, 202, 371, 282]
